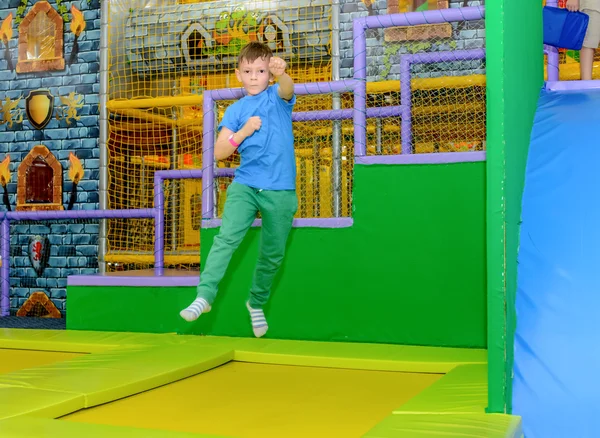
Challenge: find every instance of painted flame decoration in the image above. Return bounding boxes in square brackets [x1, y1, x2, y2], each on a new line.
[0, 156, 10, 187]
[0, 13, 13, 45]
[68, 152, 83, 184]
[70, 5, 86, 37]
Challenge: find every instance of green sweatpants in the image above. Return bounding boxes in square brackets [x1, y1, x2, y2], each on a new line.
[196, 182, 298, 309]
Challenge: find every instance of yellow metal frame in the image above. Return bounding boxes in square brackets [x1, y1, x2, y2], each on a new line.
[105, 253, 199, 265]
[106, 75, 487, 111]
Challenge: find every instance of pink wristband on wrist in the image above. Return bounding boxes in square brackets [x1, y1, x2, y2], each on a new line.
[228, 133, 240, 148]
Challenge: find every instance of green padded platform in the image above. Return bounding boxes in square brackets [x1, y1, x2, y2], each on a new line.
[0, 344, 233, 407]
[363, 413, 523, 438]
[394, 364, 488, 414]
[0, 386, 84, 421]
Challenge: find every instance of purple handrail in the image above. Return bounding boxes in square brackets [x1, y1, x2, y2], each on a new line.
[545, 0, 560, 81]
[153, 169, 204, 276]
[1, 219, 8, 317]
[202, 80, 360, 219]
[353, 6, 486, 157]
[0, 208, 155, 317]
[153, 168, 235, 276]
[400, 48, 486, 154]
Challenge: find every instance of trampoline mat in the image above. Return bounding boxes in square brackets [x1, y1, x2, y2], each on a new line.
[61, 361, 442, 438]
[0, 348, 84, 374]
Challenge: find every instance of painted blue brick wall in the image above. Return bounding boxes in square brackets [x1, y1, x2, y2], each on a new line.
[0, 0, 100, 315]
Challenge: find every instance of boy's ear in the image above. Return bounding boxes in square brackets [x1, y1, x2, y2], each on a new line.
[235, 68, 242, 83]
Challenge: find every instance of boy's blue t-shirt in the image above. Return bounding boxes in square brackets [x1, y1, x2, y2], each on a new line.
[218, 84, 296, 191]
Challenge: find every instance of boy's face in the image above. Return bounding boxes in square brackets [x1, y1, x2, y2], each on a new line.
[236, 56, 272, 96]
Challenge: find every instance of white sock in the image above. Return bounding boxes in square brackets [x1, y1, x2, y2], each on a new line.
[246, 301, 268, 338]
[180, 298, 211, 322]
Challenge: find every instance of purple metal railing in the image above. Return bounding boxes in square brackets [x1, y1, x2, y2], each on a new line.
[152, 167, 234, 276]
[546, 0, 560, 82]
[353, 6, 487, 157]
[201, 80, 360, 219]
[399, 48, 486, 154]
[0, 208, 155, 316]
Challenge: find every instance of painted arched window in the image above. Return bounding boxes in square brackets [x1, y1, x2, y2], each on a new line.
[17, 1, 64, 73]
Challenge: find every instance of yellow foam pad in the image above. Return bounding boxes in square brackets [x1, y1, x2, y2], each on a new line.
[0, 330, 487, 373]
[0, 348, 83, 374]
[62, 362, 442, 438]
[0, 344, 233, 407]
[0, 329, 517, 438]
[394, 364, 488, 414]
[0, 328, 183, 353]
[0, 386, 84, 421]
[0, 417, 223, 438]
[199, 336, 487, 373]
[362, 413, 523, 438]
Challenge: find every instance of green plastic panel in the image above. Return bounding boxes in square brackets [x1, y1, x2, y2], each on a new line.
[189, 163, 486, 347]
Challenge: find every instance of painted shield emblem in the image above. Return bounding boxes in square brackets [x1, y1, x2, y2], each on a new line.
[28, 235, 50, 277]
[26, 89, 54, 130]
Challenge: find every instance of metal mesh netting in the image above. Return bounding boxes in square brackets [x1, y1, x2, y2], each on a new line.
[363, 13, 486, 155]
[105, 0, 338, 271]
[107, 106, 203, 270]
[104, 0, 486, 272]
[213, 93, 354, 219]
[107, 0, 333, 99]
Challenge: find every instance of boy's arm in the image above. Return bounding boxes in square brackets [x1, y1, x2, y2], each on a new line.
[277, 73, 294, 101]
[270, 57, 294, 101]
[214, 127, 238, 161]
[214, 116, 262, 161]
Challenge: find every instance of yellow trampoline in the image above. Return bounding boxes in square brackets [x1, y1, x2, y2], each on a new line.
[0, 329, 522, 437]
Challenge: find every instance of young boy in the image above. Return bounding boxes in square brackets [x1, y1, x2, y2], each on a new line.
[180, 42, 297, 338]
[567, 0, 600, 80]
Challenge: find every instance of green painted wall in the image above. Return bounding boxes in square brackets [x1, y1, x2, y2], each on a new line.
[183, 163, 487, 348]
[485, 0, 544, 413]
[67, 286, 197, 333]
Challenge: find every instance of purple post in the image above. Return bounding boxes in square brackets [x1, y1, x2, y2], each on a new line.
[546, 1, 560, 82]
[153, 173, 165, 276]
[544, 45, 560, 82]
[353, 18, 368, 157]
[1, 218, 9, 317]
[153, 169, 205, 276]
[202, 90, 216, 220]
[400, 48, 486, 154]
[400, 56, 411, 155]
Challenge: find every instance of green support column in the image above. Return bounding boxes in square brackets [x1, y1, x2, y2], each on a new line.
[485, 0, 544, 413]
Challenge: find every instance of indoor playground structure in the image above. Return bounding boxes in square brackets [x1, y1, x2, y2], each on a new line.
[0, 0, 596, 436]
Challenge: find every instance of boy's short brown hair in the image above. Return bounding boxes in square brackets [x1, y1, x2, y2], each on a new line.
[238, 42, 273, 65]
